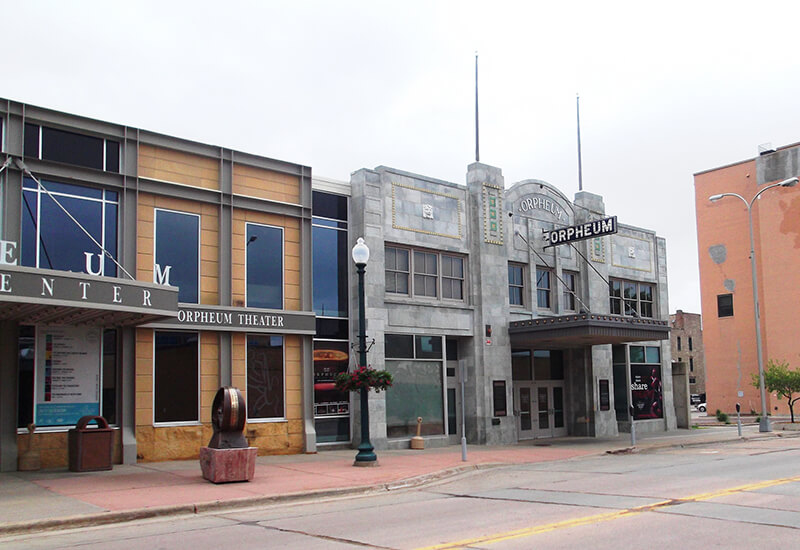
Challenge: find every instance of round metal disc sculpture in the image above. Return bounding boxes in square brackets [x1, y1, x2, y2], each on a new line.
[208, 386, 248, 449]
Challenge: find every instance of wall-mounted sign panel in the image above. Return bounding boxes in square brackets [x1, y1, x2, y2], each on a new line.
[35, 326, 101, 426]
[543, 216, 617, 247]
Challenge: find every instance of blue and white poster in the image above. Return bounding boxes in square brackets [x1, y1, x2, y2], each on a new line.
[35, 326, 101, 426]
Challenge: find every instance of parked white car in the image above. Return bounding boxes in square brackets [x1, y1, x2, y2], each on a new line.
[697, 403, 707, 413]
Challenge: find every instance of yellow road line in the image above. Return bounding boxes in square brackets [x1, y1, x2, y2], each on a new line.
[415, 475, 800, 550]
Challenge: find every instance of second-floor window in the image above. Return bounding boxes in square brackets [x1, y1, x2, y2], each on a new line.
[21, 178, 118, 276]
[508, 263, 525, 307]
[562, 271, 578, 311]
[609, 279, 654, 318]
[385, 245, 465, 302]
[246, 223, 283, 309]
[155, 209, 200, 304]
[536, 267, 552, 309]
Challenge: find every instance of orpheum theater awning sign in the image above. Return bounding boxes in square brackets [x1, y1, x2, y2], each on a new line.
[0, 240, 178, 326]
[543, 216, 617, 246]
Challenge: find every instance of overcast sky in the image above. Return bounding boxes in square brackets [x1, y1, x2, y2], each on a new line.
[6, 1, 800, 314]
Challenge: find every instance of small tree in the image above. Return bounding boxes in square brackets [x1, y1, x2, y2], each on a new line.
[751, 360, 800, 423]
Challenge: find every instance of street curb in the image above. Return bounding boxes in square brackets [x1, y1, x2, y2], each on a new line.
[3, 432, 798, 538]
[0, 463, 503, 538]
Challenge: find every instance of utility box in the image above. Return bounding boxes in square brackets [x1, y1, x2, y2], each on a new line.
[68, 416, 113, 472]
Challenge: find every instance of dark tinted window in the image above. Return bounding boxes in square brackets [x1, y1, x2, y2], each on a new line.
[247, 335, 284, 419]
[105, 140, 120, 172]
[154, 332, 198, 423]
[315, 318, 349, 340]
[42, 126, 104, 170]
[492, 380, 507, 417]
[446, 338, 458, 360]
[385, 334, 414, 358]
[155, 210, 200, 303]
[717, 294, 733, 317]
[246, 223, 283, 309]
[312, 191, 348, 221]
[313, 224, 348, 317]
[21, 178, 117, 275]
[102, 329, 117, 424]
[24, 123, 40, 157]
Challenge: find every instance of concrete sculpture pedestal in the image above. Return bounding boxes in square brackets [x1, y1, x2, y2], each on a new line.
[199, 446, 257, 483]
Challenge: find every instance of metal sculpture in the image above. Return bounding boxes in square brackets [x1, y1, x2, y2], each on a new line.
[208, 386, 248, 449]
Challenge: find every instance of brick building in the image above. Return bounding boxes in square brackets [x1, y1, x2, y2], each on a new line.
[695, 142, 800, 417]
[669, 310, 705, 402]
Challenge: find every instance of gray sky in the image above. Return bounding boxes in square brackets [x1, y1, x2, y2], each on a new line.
[6, 0, 800, 314]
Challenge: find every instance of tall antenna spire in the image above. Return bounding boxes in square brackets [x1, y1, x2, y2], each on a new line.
[475, 52, 480, 163]
[576, 93, 583, 191]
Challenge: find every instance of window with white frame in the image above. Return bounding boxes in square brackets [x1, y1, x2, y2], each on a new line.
[562, 271, 578, 311]
[246, 334, 285, 420]
[246, 223, 283, 309]
[385, 245, 466, 302]
[609, 278, 654, 318]
[536, 267, 552, 309]
[155, 209, 200, 304]
[441, 255, 464, 300]
[386, 247, 410, 295]
[154, 331, 199, 424]
[414, 250, 438, 297]
[508, 263, 525, 307]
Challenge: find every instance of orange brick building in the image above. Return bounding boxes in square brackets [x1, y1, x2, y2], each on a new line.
[695, 143, 800, 417]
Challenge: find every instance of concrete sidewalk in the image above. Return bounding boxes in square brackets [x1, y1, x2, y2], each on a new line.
[1, 423, 796, 537]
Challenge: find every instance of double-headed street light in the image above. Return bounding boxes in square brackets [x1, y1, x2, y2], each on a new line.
[709, 176, 799, 432]
[352, 237, 377, 465]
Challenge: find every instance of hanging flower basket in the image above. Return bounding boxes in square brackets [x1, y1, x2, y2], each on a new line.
[335, 366, 393, 393]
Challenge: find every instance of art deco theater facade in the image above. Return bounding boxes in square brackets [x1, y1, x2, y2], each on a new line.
[1, 99, 676, 472]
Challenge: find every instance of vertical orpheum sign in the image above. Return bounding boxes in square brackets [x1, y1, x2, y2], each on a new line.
[482, 183, 503, 245]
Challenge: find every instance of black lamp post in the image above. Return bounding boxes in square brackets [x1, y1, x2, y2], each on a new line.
[352, 237, 377, 466]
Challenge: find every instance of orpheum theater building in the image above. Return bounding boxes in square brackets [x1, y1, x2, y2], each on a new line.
[0, 98, 678, 472]
[0, 99, 315, 471]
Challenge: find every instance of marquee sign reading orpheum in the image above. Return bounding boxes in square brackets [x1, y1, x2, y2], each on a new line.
[543, 216, 617, 246]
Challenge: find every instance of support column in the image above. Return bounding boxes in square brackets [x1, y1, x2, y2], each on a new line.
[0, 321, 19, 471]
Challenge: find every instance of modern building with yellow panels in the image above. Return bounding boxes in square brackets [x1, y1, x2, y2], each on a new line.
[0, 99, 315, 471]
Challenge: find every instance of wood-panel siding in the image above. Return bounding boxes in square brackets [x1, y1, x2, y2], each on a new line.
[233, 164, 300, 204]
[138, 144, 219, 190]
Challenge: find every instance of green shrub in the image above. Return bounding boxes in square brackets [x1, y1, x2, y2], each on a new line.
[716, 409, 729, 423]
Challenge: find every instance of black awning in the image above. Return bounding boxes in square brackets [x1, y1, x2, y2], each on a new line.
[509, 313, 670, 349]
[0, 265, 178, 327]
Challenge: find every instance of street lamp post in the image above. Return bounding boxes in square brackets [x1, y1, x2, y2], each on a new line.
[709, 176, 799, 433]
[352, 237, 377, 465]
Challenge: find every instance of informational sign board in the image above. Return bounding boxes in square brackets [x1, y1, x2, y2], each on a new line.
[35, 326, 101, 426]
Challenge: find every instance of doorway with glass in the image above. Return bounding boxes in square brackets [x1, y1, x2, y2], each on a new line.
[512, 349, 567, 440]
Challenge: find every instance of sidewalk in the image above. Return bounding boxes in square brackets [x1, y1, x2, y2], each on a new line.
[1, 423, 796, 537]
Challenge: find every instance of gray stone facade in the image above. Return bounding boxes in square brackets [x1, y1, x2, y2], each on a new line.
[346, 162, 674, 450]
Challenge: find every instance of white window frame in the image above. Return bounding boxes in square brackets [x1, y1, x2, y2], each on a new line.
[152, 330, 200, 427]
[154, 208, 201, 305]
[245, 333, 287, 422]
[244, 222, 285, 310]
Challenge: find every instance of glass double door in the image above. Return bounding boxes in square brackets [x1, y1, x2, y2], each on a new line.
[516, 382, 566, 439]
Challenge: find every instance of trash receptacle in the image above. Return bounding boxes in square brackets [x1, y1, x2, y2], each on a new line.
[68, 416, 113, 472]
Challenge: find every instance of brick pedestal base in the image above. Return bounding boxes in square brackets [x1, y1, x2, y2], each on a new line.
[199, 446, 258, 483]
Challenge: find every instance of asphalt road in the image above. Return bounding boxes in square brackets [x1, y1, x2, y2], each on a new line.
[4, 436, 800, 549]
